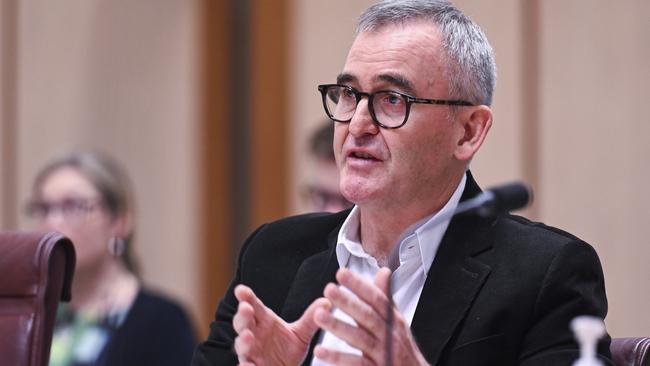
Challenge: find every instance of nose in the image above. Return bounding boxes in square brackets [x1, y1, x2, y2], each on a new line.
[348, 98, 379, 137]
[41, 210, 66, 232]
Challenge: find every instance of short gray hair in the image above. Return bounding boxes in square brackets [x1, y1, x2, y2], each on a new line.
[357, 0, 496, 106]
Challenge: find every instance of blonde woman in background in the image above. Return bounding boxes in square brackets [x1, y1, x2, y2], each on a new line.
[26, 151, 196, 366]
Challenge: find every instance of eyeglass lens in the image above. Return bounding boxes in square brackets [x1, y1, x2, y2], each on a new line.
[26, 198, 100, 221]
[325, 86, 406, 128]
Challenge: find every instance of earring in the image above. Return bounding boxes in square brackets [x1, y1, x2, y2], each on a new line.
[107, 236, 126, 257]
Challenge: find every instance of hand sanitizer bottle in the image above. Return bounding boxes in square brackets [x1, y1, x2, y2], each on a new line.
[571, 315, 606, 366]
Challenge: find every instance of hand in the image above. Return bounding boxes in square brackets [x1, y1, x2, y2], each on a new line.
[313, 268, 430, 366]
[233, 284, 331, 366]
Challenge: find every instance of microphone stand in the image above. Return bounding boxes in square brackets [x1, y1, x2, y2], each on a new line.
[385, 278, 394, 366]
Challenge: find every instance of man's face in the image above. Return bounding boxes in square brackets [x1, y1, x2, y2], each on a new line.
[334, 21, 466, 210]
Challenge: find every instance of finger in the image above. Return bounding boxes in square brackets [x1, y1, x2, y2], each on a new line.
[374, 267, 392, 296]
[323, 282, 384, 337]
[234, 284, 279, 326]
[234, 285, 266, 314]
[336, 268, 391, 320]
[293, 297, 332, 344]
[314, 345, 372, 366]
[233, 301, 256, 334]
[234, 329, 255, 361]
[374, 267, 394, 364]
[314, 307, 378, 355]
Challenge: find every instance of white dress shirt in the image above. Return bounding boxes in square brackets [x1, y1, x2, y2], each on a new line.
[311, 175, 466, 365]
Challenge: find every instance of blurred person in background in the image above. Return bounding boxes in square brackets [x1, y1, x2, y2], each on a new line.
[303, 121, 353, 213]
[26, 151, 196, 366]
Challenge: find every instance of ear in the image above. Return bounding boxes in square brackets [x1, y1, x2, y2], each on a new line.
[453, 105, 493, 161]
[110, 212, 134, 239]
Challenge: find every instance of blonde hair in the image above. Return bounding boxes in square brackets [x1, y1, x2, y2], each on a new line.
[32, 151, 139, 274]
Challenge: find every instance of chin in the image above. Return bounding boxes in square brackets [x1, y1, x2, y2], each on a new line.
[340, 182, 379, 206]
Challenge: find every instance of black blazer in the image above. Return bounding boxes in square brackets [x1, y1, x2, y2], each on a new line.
[193, 174, 612, 366]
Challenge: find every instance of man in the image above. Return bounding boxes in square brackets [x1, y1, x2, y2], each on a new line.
[303, 121, 353, 213]
[193, 1, 611, 365]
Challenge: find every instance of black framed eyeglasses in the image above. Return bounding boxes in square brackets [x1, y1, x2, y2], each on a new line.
[317, 84, 474, 129]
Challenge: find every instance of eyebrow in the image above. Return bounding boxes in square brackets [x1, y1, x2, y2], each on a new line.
[335, 72, 415, 94]
[336, 73, 356, 85]
[377, 74, 415, 94]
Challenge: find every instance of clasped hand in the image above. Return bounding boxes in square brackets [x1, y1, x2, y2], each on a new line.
[233, 268, 429, 366]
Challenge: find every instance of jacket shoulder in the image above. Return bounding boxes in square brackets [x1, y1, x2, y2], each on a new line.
[240, 210, 350, 256]
[493, 214, 590, 251]
[481, 214, 603, 282]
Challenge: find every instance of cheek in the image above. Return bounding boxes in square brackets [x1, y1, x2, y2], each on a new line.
[79, 225, 106, 246]
[392, 125, 454, 175]
[71, 219, 114, 267]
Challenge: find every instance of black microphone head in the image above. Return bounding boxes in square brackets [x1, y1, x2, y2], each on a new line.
[489, 182, 532, 214]
[454, 181, 533, 217]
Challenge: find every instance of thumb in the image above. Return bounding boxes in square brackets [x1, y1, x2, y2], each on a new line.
[291, 297, 332, 344]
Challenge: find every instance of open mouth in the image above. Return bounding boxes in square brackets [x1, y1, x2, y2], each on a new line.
[349, 151, 381, 161]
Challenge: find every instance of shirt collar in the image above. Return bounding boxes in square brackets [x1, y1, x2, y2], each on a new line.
[336, 205, 363, 269]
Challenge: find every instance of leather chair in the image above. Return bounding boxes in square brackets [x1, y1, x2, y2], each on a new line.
[0, 231, 75, 366]
[611, 337, 650, 366]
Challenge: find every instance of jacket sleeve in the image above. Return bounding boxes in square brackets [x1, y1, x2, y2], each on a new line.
[191, 225, 266, 366]
[519, 240, 613, 365]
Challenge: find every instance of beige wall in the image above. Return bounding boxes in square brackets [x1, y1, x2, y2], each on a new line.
[538, 0, 650, 336]
[290, 0, 650, 336]
[7, 0, 201, 325]
[0, 0, 18, 229]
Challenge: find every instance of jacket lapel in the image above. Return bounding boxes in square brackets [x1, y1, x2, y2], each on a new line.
[279, 225, 340, 366]
[280, 224, 340, 322]
[410, 172, 494, 365]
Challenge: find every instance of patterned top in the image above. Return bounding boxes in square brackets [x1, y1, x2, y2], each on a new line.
[49, 289, 196, 366]
[49, 303, 130, 366]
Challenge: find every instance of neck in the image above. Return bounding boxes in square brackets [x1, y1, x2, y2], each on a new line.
[70, 258, 138, 316]
[358, 172, 464, 265]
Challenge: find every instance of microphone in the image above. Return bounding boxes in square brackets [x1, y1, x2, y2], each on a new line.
[454, 181, 532, 217]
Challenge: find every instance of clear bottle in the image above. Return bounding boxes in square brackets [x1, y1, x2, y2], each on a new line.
[571, 315, 606, 366]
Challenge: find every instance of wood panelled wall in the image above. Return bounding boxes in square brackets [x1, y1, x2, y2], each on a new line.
[250, 0, 289, 228]
[198, 0, 233, 336]
[198, 0, 290, 334]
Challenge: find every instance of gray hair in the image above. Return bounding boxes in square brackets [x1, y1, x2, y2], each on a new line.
[357, 0, 496, 106]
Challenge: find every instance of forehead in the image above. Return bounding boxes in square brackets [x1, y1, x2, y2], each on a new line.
[39, 167, 99, 199]
[341, 21, 447, 94]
